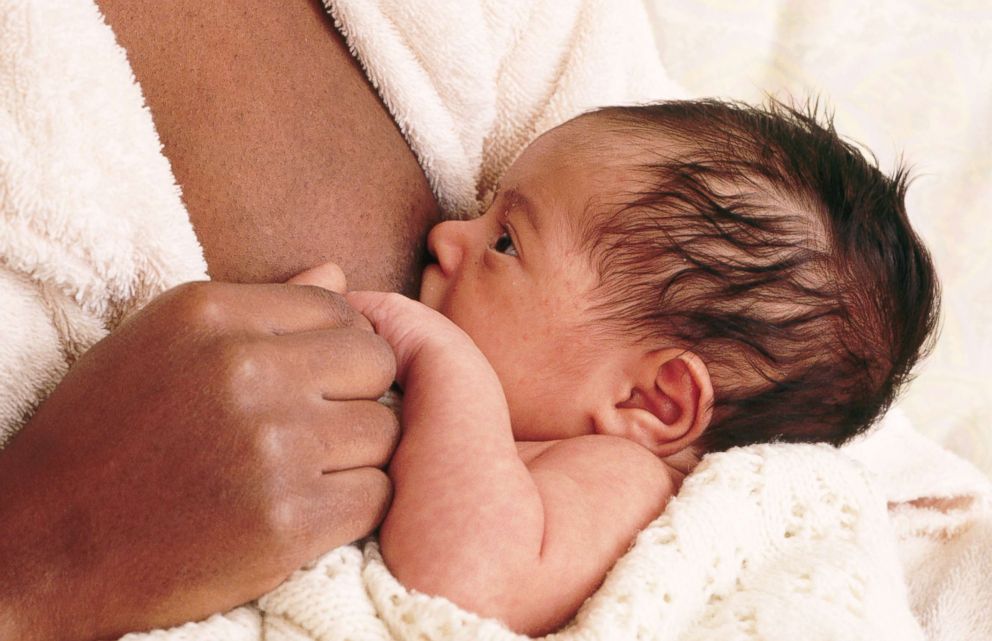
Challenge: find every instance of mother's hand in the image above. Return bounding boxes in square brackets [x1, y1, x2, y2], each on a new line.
[0, 271, 398, 641]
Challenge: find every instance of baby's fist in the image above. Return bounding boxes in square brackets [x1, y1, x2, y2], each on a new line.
[346, 291, 475, 383]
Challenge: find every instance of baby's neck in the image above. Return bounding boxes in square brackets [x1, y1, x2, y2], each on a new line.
[660, 447, 701, 491]
[515, 440, 558, 465]
[515, 440, 701, 491]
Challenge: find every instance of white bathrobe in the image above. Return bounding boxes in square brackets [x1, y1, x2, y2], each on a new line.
[2, 1, 989, 640]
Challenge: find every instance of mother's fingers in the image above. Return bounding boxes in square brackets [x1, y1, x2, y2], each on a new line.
[269, 327, 397, 401]
[160, 280, 372, 336]
[298, 467, 393, 557]
[303, 399, 400, 472]
[286, 262, 348, 294]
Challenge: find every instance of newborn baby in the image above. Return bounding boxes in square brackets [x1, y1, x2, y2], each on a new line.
[335, 99, 938, 635]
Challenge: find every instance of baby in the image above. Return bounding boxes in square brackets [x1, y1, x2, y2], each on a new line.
[340, 99, 939, 635]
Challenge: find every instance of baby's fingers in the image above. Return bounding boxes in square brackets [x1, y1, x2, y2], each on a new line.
[346, 291, 442, 329]
[346, 291, 466, 381]
[345, 291, 433, 345]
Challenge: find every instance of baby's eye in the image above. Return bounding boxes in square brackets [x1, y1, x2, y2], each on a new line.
[492, 230, 518, 257]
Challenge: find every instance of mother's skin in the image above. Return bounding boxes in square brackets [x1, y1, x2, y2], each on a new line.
[0, 2, 441, 639]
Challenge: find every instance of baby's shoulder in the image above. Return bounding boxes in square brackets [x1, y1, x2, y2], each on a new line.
[526, 435, 675, 496]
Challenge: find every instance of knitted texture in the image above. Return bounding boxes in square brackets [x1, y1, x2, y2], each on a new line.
[120, 416, 992, 640]
[121, 442, 926, 641]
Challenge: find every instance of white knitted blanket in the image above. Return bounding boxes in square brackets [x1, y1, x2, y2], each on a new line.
[121, 420, 992, 641]
[2, 2, 991, 640]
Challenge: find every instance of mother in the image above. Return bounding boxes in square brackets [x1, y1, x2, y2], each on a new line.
[0, 1, 665, 639]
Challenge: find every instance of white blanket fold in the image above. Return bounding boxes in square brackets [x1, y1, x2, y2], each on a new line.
[2, 1, 990, 640]
[0, 0, 207, 446]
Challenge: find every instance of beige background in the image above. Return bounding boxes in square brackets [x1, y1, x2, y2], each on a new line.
[644, 0, 992, 476]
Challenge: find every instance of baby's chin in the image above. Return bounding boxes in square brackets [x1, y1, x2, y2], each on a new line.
[417, 263, 443, 310]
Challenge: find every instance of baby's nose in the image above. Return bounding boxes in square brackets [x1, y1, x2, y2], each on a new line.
[427, 220, 467, 276]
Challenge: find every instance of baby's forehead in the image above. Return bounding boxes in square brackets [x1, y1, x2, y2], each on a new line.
[532, 117, 666, 186]
[543, 118, 683, 198]
[540, 116, 636, 167]
[558, 112, 688, 159]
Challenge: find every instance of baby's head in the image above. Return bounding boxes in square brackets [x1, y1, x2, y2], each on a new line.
[420, 99, 940, 456]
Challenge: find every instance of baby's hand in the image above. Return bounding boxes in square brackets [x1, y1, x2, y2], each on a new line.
[346, 291, 484, 386]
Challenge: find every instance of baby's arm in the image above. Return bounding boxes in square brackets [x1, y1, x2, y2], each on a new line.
[348, 292, 675, 635]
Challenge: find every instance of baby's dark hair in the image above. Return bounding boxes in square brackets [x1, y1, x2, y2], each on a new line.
[581, 99, 940, 452]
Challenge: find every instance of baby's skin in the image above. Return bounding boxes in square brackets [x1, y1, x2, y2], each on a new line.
[348, 290, 677, 635]
[335, 115, 712, 635]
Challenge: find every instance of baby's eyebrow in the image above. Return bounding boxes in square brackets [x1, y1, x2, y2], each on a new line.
[501, 186, 541, 233]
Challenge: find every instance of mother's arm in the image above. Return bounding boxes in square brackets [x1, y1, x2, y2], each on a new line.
[0, 1, 442, 635]
[0, 279, 399, 641]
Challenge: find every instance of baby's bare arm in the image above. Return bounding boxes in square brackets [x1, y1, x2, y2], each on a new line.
[515, 436, 676, 632]
[348, 292, 676, 635]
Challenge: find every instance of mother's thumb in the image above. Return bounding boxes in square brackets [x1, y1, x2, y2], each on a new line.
[286, 262, 347, 293]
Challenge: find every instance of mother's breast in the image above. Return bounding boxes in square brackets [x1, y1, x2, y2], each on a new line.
[97, 0, 441, 295]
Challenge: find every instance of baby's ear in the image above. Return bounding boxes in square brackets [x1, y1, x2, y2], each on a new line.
[598, 349, 713, 456]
